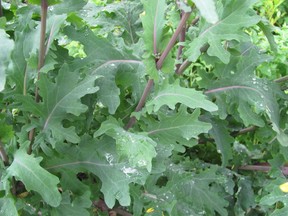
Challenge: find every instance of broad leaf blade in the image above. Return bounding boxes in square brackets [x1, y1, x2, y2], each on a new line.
[94, 118, 157, 172]
[143, 106, 212, 152]
[0, 30, 14, 91]
[7, 148, 61, 207]
[192, 0, 219, 24]
[46, 135, 150, 208]
[18, 64, 101, 143]
[0, 197, 18, 216]
[146, 81, 218, 113]
[186, 0, 260, 63]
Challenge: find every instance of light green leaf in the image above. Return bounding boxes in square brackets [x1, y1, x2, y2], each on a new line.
[94, 118, 157, 172]
[186, 0, 260, 63]
[0, 30, 14, 92]
[238, 103, 265, 127]
[52, 0, 87, 15]
[192, 0, 219, 24]
[0, 196, 18, 216]
[28, 0, 62, 6]
[7, 148, 61, 207]
[146, 81, 218, 113]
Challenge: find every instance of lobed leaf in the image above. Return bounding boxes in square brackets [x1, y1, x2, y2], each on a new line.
[146, 81, 218, 113]
[7, 148, 61, 207]
[18, 64, 101, 144]
[46, 135, 150, 208]
[186, 0, 260, 63]
[94, 118, 157, 172]
[142, 106, 212, 152]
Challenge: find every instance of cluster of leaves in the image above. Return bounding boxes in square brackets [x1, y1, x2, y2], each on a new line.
[0, 0, 287, 215]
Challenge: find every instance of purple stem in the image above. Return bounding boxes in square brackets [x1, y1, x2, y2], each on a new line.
[156, 12, 191, 69]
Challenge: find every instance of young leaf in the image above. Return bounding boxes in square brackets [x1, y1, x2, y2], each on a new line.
[28, 0, 62, 6]
[94, 118, 157, 172]
[6, 147, 61, 207]
[0, 29, 14, 92]
[146, 81, 218, 113]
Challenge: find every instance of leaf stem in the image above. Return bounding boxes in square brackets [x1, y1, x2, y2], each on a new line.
[156, 12, 191, 69]
[175, 11, 187, 72]
[0, 0, 3, 17]
[0, 140, 9, 166]
[125, 10, 191, 129]
[28, 0, 48, 154]
[238, 164, 288, 175]
[274, 75, 288, 83]
[35, 0, 48, 103]
[124, 79, 154, 130]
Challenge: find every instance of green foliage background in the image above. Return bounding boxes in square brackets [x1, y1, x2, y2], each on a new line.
[0, 0, 287, 215]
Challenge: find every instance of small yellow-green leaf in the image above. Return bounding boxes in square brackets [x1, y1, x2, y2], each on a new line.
[28, 0, 62, 6]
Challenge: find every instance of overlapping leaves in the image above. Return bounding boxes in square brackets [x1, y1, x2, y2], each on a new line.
[6, 146, 61, 207]
[45, 135, 150, 208]
[141, 106, 212, 152]
[186, 0, 260, 63]
[18, 64, 101, 143]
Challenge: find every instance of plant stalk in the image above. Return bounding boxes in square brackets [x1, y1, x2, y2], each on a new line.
[274, 75, 288, 83]
[0, 0, 3, 17]
[124, 79, 154, 130]
[156, 12, 191, 69]
[125, 11, 191, 130]
[238, 164, 288, 175]
[35, 0, 48, 103]
[176, 43, 209, 75]
[175, 11, 187, 72]
[28, 0, 48, 154]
